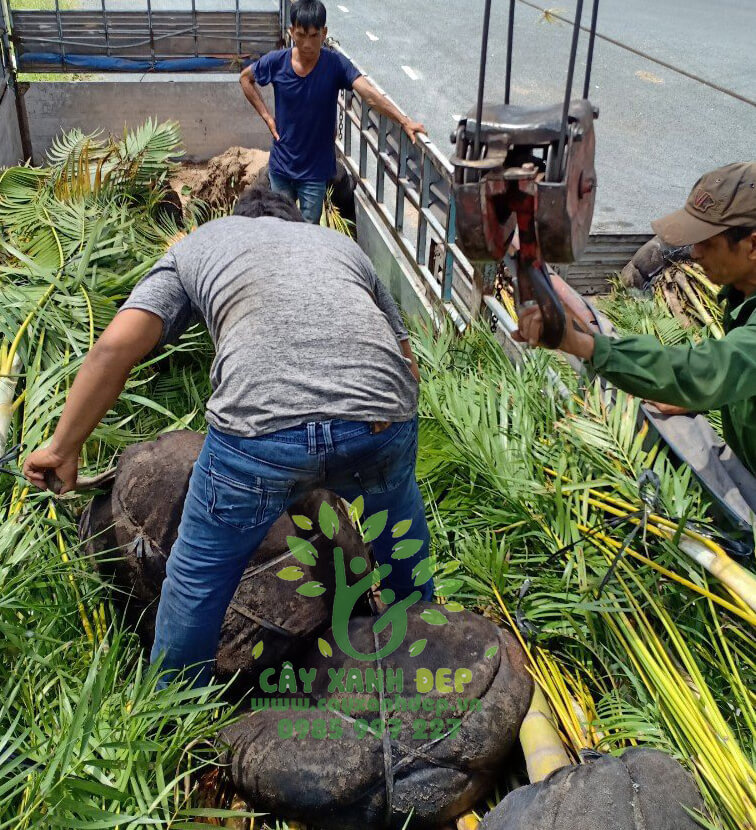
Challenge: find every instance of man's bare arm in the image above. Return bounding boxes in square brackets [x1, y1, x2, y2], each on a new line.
[351, 76, 426, 145]
[23, 310, 164, 493]
[400, 338, 421, 383]
[240, 66, 280, 141]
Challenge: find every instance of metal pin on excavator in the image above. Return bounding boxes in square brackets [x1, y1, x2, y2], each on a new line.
[450, 0, 601, 347]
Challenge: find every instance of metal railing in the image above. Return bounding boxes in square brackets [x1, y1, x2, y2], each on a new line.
[334, 48, 549, 339]
[335, 49, 479, 326]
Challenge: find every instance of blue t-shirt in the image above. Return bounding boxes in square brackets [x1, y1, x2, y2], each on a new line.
[252, 48, 361, 182]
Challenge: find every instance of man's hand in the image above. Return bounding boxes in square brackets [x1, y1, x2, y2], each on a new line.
[23, 446, 79, 494]
[265, 115, 281, 142]
[400, 338, 421, 383]
[514, 305, 544, 348]
[514, 305, 597, 361]
[352, 77, 427, 145]
[22, 309, 163, 496]
[401, 116, 427, 145]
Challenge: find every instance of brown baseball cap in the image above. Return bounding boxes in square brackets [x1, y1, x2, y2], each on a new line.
[651, 162, 756, 246]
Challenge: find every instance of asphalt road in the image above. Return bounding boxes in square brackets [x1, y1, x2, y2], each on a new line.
[12, 0, 755, 230]
[328, 0, 756, 232]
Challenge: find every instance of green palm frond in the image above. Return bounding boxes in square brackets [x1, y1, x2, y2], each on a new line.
[0, 119, 753, 829]
[320, 185, 355, 237]
[46, 127, 105, 170]
[413, 318, 754, 829]
[115, 117, 183, 187]
[0, 122, 261, 827]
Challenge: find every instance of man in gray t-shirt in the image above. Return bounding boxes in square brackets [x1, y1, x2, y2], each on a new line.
[121, 210, 419, 437]
[24, 188, 433, 688]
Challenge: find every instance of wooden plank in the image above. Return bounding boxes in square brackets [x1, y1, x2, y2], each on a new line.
[42, 25, 279, 36]
[11, 10, 279, 24]
[11, 11, 279, 31]
[13, 8, 280, 60]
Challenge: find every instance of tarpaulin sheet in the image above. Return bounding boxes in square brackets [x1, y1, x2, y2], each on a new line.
[18, 54, 230, 72]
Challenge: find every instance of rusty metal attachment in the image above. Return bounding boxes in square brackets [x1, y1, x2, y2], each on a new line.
[450, 99, 598, 348]
[450, 0, 601, 348]
[451, 99, 598, 265]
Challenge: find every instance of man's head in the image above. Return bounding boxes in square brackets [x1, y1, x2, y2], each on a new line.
[652, 162, 756, 289]
[233, 187, 304, 222]
[290, 0, 328, 60]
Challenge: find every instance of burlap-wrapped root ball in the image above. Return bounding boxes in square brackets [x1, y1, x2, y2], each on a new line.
[479, 746, 704, 830]
[79, 430, 369, 683]
[220, 603, 533, 829]
[620, 235, 691, 289]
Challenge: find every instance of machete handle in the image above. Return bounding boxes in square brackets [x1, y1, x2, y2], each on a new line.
[43, 467, 115, 495]
[515, 262, 566, 350]
[44, 468, 65, 495]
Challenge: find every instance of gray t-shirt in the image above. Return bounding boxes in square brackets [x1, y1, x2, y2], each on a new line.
[120, 216, 419, 438]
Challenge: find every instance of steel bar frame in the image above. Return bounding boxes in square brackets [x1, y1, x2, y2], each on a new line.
[583, 0, 601, 98]
[100, 0, 111, 57]
[281, 0, 291, 42]
[191, 0, 198, 58]
[504, 0, 515, 104]
[556, 0, 585, 175]
[473, 0, 493, 157]
[145, 0, 155, 67]
[53, 0, 65, 64]
[336, 50, 475, 320]
[6, 1, 287, 69]
[234, 0, 241, 59]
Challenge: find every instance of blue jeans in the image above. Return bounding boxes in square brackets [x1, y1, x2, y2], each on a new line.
[269, 172, 328, 224]
[151, 417, 433, 686]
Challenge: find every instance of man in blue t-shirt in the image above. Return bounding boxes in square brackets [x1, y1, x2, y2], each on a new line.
[240, 0, 426, 223]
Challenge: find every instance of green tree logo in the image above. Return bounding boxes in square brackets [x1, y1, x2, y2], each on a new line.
[274, 497, 440, 661]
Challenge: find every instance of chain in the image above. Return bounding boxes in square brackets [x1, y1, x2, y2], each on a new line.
[490, 264, 507, 333]
[338, 99, 345, 142]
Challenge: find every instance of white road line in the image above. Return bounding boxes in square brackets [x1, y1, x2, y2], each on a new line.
[337, 4, 350, 12]
[402, 65, 421, 81]
[366, 31, 379, 42]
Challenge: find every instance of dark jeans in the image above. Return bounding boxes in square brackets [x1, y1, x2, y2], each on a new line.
[151, 417, 433, 686]
[268, 172, 328, 224]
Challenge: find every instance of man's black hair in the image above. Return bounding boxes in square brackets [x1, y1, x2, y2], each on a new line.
[233, 187, 304, 222]
[723, 226, 756, 247]
[290, 0, 327, 30]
